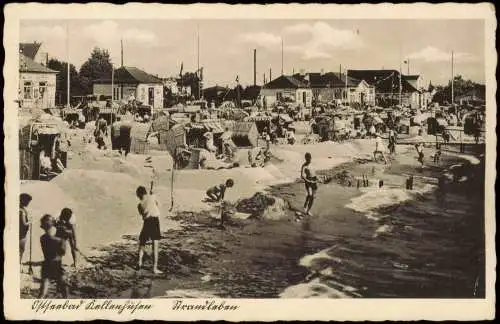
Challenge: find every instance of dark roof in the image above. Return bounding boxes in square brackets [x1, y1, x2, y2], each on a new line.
[19, 54, 57, 74]
[347, 70, 399, 85]
[94, 66, 163, 84]
[348, 69, 418, 93]
[403, 75, 420, 81]
[19, 42, 41, 60]
[263, 75, 309, 89]
[242, 85, 261, 100]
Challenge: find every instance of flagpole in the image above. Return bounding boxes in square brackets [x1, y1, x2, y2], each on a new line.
[281, 37, 284, 76]
[451, 51, 454, 105]
[66, 24, 70, 108]
[345, 68, 349, 106]
[399, 45, 402, 107]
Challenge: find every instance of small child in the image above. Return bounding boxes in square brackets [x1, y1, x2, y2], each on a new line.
[415, 143, 425, 168]
[56, 208, 78, 268]
[433, 147, 442, 164]
[39, 214, 68, 298]
[206, 179, 234, 202]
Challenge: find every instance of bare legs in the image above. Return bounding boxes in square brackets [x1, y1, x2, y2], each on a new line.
[137, 241, 162, 274]
[303, 186, 316, 216]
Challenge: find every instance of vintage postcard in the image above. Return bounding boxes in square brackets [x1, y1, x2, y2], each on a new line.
[3, 2, 496, 321]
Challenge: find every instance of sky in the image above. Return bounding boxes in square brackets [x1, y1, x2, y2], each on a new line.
[20, 19, 485, 87]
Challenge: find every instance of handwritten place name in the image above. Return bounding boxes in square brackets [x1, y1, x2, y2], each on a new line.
[172, 300, 239, 311]
[32, 300, 152, 314]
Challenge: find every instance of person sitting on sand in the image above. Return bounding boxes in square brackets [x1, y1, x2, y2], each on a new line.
[136, 185, 163, 274]
[39, 149, 52, 175]
[415, 143, 425, 168]
[56, 208, 78, 268]
[206, 179, 234, 202]
[373, 134, 388, 164]
[38, 214, 68, 298]
[301, 153, 318, 217]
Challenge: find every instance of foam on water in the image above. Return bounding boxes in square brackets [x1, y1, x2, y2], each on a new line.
[345, 184, 435, 216]
[299, 247, 341, 268]
[160, 289, 219, 298]
[279, 278, 352, 298]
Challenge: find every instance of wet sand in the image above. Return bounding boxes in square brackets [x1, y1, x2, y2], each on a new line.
[20, 135, 485, 299]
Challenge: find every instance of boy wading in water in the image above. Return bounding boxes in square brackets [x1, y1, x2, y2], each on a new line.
[206, 179, 234, 202]
[301, 153, 318, 217]
[19, 193, 32, 271]
[39, 214, 69, 298]
[56, 208, 78, 268]
[136, 184, 163, 274]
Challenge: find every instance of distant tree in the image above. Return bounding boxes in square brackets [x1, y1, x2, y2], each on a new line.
[47, 58, 84, 105]
[431, 75, 484, 104]
[79, 47, 113, 94]
[179, 72, 201, 100]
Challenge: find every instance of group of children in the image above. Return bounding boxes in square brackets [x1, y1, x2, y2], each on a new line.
[19, 193, 78, 298]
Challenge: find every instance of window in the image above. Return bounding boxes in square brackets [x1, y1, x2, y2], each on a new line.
[39, 82, 47, 98]
[23, 81, 32, 99]
[113, 87, 121, 100]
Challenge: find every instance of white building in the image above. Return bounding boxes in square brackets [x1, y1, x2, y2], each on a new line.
[19, 53, 57, 109]
[93, 66, 164, 109]
[260, 75, 312, 108]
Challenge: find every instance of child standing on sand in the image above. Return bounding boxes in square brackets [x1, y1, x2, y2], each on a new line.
[39, 214, 68, 298]
[19, 193, 32, 268]
[56, 208, 78, 268]
[206, 179, 234, 202]
[136, 184, 163, 274]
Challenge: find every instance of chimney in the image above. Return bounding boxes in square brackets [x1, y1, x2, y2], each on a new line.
[253, 49, 257, 86]
[269, 68, 272, 82]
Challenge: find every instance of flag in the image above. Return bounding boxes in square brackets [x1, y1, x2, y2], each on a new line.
[404, 60, 408, 64]
[236, 75, 239, 83]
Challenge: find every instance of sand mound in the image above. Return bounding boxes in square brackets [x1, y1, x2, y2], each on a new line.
[235, 192, 288, 220]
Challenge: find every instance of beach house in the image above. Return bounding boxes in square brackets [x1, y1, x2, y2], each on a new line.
[259, 75, 312, 109]
[19, 53, 58, 109]
[92, 66, 164, 109]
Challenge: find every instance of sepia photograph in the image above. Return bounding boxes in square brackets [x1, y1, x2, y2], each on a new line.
[4, 3, 496, 321]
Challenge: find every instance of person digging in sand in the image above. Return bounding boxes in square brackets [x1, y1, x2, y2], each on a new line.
[206, 179, 234, 202]
[301, 152, 318, 217]
[136, 184, 163, 274]
[38, 214, 69, 298]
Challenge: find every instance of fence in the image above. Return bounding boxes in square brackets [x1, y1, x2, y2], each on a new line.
[435, 128, 486, 156]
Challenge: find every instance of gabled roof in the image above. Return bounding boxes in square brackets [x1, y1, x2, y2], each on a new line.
[348, 69, 418, 93]
[19, 54, 57, 74]
[19, 42, 42, 60]
[94, 66, 163, 84]
[347, 70, 399, 85]
[263, 75, 309, 89]
[403, 75, 420, 81]
[242, 85, 261, 99]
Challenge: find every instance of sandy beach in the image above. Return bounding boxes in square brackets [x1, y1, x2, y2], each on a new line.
[20, 129, 485, 299]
